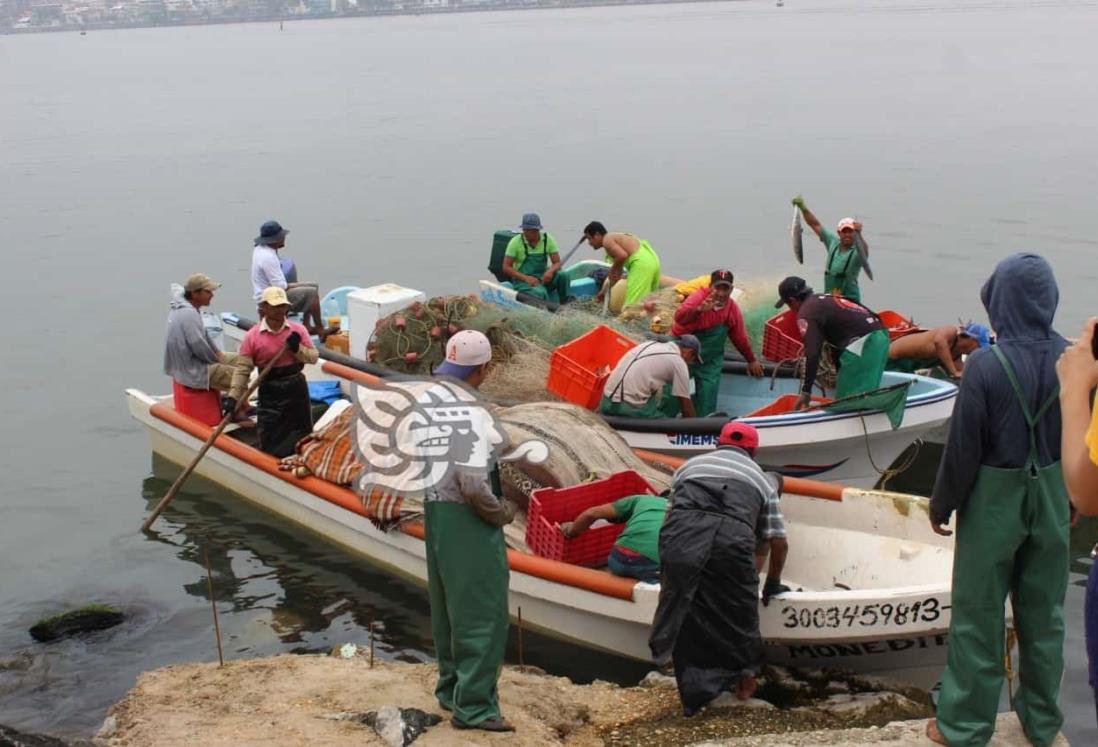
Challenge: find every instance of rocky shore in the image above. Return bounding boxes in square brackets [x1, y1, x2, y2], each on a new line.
[90, 652, 944, 746]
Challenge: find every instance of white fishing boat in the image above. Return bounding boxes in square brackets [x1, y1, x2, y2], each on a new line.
[126, 382, 955, 689]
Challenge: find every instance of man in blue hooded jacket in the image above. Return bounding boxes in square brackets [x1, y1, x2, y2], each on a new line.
[926, 254, 1069, 747]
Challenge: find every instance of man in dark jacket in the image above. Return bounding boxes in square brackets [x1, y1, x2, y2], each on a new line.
[649, 421, 788, 716]
[927, 253, 1069, 747]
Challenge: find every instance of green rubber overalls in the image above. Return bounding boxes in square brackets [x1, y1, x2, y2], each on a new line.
[824, 244, 863, 302]
[425, 493, 510, 726]
[510, 236, 570, 302]
[599, 342, 683, 419]
[833, 329, 890, 399]
[936, 346, 1069, 747]
[688, 322, 728, 417]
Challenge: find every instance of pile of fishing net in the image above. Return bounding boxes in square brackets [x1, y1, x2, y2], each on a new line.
[280, 399, 672, 552]
[371, 294, 645, 403]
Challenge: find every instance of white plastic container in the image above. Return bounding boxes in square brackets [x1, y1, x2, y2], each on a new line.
[347, 284, 426, 361]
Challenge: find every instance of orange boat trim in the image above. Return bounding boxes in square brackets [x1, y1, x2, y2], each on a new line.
[149, 402, 638, 601]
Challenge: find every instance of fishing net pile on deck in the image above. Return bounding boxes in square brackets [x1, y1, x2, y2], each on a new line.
[279, 399, 671, 552]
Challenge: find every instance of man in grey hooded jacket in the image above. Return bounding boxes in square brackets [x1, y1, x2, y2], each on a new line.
[163, 273, 248, 407]
[927, 254, 1069, 747]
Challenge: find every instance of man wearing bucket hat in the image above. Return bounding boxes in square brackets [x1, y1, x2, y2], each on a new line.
[600, 336, 700, 419]
[791, 196, 868, 302]
[229, 286, 319, 456]
[886, 321, 994, 378]
[250, 219, 326, 337]
[425, 329, 518, 733]
[673, 269, 765, 416]
[650, 421, 788, 715]
[163, 273, 250, 418]
[775, 276, 889, 410]
[501, 213, 572, 304]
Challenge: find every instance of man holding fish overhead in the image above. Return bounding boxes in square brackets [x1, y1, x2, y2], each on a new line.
[791, 196, 872, 303]
[672, 270, 765, 417]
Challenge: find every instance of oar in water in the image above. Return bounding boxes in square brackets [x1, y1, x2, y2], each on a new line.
[141, 342, 290, 532]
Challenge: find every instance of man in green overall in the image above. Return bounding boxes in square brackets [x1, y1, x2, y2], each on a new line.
[584, 220, 663, 308]
[600, 336, 700, 419]
[926, 253, 1069, 747]
[501, 213, 571, 303]
[425, 330, 517, 732]
[672, 269, 765, 416]
[792, 196, 867, 302]
[774, 276, 889, 411]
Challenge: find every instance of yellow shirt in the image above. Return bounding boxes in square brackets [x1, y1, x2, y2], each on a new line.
[673, 275, 710, 296]
[1086, 399, 1098, 465]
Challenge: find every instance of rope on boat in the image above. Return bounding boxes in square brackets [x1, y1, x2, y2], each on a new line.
[858, 413, 921, 490]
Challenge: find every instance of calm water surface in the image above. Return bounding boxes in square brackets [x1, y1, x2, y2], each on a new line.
[2, 0, 1097, 740]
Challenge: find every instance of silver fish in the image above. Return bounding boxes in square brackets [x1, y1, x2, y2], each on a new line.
[853, 230, 874, 281]
[791, 206, 804, 264]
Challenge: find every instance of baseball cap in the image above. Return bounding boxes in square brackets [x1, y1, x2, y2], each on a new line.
[519, 213, 543, 231]
[674, 334, 704, 364]
[836, 217, 858, 232]
[718, 421, 760, 451]
[960, 322, 992, 348]
[775, 276, 813, 308]
[710, 269, 734, 288]
[184, 273, 221, 293]
[435, 329, 493, 380]
[260, 286, 291, 306]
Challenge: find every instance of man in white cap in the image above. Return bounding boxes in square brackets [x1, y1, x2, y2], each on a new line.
[426, 330, 518, 733]
[163, 273, 250, 416]
[791, 196, 867, 302]
[229, 286, 319, 456]
[600, 336, 700, 419]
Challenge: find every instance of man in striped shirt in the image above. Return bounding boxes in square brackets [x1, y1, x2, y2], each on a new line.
[649, 421, 789, 716]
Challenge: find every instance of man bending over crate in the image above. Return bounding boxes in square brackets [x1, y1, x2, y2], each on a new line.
[560, 493, 669, 583]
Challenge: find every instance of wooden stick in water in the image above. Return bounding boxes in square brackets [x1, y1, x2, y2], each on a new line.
[517, 606, 524, 668]
[141, 342, 290, 532]
[203, 548, 224, 667]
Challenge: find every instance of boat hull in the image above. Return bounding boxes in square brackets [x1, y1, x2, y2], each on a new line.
[127, 389, 954, 689]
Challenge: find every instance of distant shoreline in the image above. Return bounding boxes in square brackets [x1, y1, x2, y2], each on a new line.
[1, 0, 735, 36]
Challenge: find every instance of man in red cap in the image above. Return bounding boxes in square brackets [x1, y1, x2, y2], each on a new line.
[673, 269, 764, 416]
[649, 421, 789, 716]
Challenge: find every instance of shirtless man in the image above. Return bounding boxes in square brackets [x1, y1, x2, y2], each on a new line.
[887, 322, 992, 378]
[584, 221, 663, 308]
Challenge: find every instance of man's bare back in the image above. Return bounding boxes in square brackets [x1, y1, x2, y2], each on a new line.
[601, 232, 641, 261]
[888, 326, 963, 376]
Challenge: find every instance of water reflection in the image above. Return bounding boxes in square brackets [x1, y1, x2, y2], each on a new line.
[142, 455, 650, 680]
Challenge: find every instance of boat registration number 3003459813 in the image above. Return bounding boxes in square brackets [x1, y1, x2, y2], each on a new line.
[779, 597, 948, 630]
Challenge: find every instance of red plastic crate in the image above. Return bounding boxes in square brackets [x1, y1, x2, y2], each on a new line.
[762, 309, 804, 362]
[172, 379, 222, 427]
[547, 325, 637, 410]
[526, 470, 657, 566]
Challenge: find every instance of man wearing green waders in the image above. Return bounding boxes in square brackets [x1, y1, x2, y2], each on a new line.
[926, 254, 1069, 747]
[774, 276, 889, 411]
[426, 330, 517, 733]
[792, 196, 868, 303]
[584, 221, 663, 308]
[501, 213, 571, 303]
[672, 269, 765, 416]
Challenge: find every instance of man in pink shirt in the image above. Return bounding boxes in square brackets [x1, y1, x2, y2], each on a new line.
[230, 286, 320, 457]
[672, 270, 764, 416]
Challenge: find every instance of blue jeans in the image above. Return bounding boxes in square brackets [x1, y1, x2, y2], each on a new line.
[608, 546, 660, 583]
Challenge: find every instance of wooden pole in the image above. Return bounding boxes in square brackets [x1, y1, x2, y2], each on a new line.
[141, 343, 290, 531]
[369, 616, 375, 669]
[203, 548, 224, 667]
[517, 606, 524, 668]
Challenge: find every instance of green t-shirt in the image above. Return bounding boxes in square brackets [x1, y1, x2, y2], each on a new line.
[611, 494, 669, 562]
[504, 232, 559, 270]
[820, 227, 864, 301]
